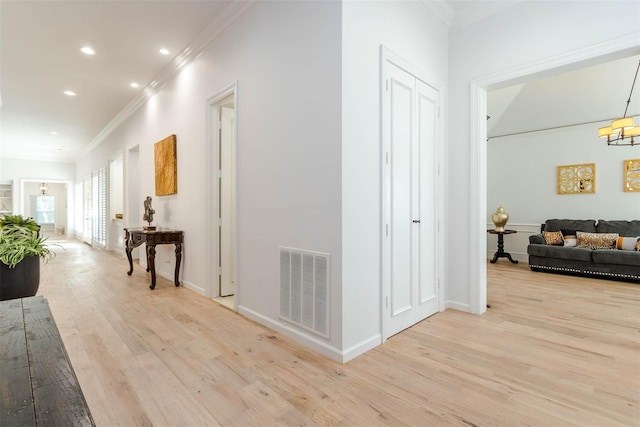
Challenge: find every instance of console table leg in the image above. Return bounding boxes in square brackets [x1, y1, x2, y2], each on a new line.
[174, 243, 182, 287]
[126, 248, 134, 275]
[147, 245, 157, 290]
[125, 231, 134, 276]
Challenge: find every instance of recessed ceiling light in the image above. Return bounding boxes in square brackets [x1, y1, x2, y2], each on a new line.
[130, 82, 139, 88]
[80, 46, 95, 55]
[64, 90, 76, 96]
[159, 48, 170, 55]
[49, 131, 58, 135]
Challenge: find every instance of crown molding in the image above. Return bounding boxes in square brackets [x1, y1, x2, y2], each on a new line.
[77, 0, 257, 162]
[451, 1, 525, 30]
[420, 0, 455, 28]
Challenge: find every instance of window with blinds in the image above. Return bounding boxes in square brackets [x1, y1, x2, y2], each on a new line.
[92, 168, 107, 248]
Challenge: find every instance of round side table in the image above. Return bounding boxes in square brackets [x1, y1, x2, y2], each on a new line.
[487, 229, 518, 264]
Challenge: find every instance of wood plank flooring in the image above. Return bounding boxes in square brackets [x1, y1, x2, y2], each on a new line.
[35, 239, 639, 426]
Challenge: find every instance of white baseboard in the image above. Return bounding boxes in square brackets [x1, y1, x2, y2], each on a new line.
[445, 300, 470, 312]
[181, 280, 205, 295]
[238, 305, 347, 363]
[342, 334, 382, 363]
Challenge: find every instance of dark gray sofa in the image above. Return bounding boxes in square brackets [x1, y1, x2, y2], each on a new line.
[527, 219, 640, 283]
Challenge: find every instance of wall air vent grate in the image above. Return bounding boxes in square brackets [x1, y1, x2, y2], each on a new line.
[279, 247, 329, 338]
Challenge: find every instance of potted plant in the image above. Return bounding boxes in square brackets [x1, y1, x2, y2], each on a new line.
[0, 215, 54, 301]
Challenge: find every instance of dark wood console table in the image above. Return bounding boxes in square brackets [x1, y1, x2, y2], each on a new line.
[487, 229, 518, 264]
[124, 227, 183, 290]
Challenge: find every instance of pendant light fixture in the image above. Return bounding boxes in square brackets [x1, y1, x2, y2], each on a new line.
[598, 59, 640, 146]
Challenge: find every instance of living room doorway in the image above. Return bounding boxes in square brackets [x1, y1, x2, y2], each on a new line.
[470, 44, 637, 315]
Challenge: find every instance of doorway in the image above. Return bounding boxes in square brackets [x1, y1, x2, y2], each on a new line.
[218, 98, 236, 298]
[127, 145, 140, 260]
[207, 85, 237, 309]
[82, 175, 92, 245]
[381, 50, 442, 340]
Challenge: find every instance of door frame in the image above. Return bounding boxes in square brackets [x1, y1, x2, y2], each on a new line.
[18, 178, 73, 238]
[380, 46, 445, 342]
[205, 82, 238, 306]
[467, 36, 637, 315]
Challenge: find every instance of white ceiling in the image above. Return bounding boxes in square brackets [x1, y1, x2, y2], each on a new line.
[1, 1, 638, 164]
[489, 54, 640, 138]
[1, 0, 232, 162]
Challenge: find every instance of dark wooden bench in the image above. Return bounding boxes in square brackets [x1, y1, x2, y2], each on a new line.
[0, 296, 95, 426]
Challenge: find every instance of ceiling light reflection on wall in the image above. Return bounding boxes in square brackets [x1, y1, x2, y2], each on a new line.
[49, 131, 58, 135]
[598, 59, 640, 146]
[64, 90, 76, 96]
[80, 46, 95, 55]
[130, 82, 139, 88]
[159, 48, 170, 55]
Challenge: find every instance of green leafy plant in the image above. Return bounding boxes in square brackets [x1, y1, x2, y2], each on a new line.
[0, 215, 55, 268]
[0, 214, 40, 232]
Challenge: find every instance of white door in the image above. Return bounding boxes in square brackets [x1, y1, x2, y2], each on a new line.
[383, 60, 439, 339]
[219, 104, 236, 297]
[82, 176, 92, 245]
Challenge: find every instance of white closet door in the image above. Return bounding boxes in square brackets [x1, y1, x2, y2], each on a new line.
[384, 61, 439, 338]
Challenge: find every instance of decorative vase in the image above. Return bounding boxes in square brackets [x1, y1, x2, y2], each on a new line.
[491, 205, 509, 232]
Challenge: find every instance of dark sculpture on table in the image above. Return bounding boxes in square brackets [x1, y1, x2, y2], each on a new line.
[143, 196, 156, 230]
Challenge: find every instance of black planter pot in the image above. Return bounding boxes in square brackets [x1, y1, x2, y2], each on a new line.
[0, 256, 41, 301]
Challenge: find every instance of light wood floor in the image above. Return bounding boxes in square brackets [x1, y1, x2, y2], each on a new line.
[36, 239, 639, 426]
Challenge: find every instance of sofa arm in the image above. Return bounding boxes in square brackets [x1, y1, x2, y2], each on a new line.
[529, 234, 545, 245]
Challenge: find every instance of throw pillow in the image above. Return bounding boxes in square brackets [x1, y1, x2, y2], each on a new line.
[637, 240, 640, 251]
[576, 232, 618, 249]
[561, 229, 577, 237]
[563, 235, 577, 247]
[543, 230, 564, 245]
[616, 236, 640, 251]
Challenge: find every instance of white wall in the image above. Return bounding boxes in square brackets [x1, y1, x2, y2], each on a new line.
[76, 1, 344, 358]
[449, 0, 640, 310]
[487, 123, 640, 261]
[0, 157, 75, 235]
[341, 1, 448, 358]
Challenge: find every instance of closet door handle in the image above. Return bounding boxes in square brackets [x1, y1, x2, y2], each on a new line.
[412, 220, 421, 223]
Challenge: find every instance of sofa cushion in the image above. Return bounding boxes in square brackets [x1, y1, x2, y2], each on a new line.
[616, 236, 640, 251]
[576, 231, 618, 249]
[527, 244, 594, 262]
[545, 219, 596, 233]
[592, 249, 640, 267]
[543, 230, 564, 245]
[597, 220, 640, 236]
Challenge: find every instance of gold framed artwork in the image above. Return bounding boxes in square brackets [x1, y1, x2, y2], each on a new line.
[154, 134, 177, 196]
[624, 159, 640, 192]
[557, 163, 595, 194]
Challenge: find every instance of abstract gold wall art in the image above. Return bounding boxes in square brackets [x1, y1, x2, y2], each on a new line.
[154, 134, 177, 196]
[557, 163, 595, 194]
[624, 159, 640, 192]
